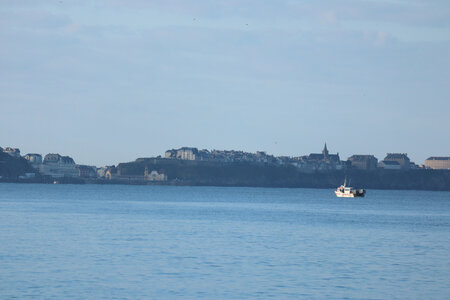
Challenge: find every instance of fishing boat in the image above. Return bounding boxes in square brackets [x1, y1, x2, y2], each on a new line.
[335, 179, 365, 197]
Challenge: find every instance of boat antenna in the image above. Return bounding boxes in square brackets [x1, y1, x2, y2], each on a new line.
[344, 177, 347, 187]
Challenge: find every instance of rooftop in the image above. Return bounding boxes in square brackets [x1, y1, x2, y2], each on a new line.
[385, 153, 409, 160]
[349, 155, 376, 161]
[426, 157, 450, 161]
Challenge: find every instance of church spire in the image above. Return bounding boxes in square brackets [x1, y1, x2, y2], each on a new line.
[322, 143, 329, 157]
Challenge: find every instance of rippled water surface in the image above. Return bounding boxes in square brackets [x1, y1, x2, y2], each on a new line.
[1, 183, 450, 299]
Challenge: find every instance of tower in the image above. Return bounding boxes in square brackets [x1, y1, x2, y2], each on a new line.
[322, 143, 329, 157]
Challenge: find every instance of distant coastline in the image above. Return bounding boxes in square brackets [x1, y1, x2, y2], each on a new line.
[1, 145, 449, 191]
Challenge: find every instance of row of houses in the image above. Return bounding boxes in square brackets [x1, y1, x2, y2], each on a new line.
[165, 147, 281, 164]
[348, 153, 417, 170]
[347, 154, 450, 170]
[164, 145, 450, 170]
[0, 147, 95, 178]
[23, 153, 95, 178]
[163, 144, 357, 171]
[0, 146, 169, 181]
[2, 145, 449, 182]
[24, 153, 167, 181]
[291, 144, 345, 171]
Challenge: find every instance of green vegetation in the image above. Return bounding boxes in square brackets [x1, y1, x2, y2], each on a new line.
[0, 152, 34, 179]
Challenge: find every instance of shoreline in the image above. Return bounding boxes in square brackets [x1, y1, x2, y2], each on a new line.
[2, 173, 450, 192]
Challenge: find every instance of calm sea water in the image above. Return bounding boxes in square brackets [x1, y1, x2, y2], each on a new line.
[0, 183, 449, 299]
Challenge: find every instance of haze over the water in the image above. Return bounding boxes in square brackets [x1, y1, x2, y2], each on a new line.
[1, 0, 449, 166]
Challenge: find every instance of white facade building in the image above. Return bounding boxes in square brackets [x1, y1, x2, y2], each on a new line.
[40, 153, 78, 178]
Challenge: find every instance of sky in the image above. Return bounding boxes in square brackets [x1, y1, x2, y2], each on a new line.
[1, 0, 449, 166]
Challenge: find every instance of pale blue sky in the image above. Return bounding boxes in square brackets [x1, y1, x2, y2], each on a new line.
[1, 0, 449, 166]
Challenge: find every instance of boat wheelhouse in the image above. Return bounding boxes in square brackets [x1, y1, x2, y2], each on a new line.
[335, 179, 365, 198]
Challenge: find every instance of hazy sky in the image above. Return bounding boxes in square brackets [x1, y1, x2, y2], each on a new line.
[1, 0, 449, 166]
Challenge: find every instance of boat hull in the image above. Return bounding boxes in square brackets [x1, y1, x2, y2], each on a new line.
[334, 181, 366, 198]
[335, 191, 365, 198]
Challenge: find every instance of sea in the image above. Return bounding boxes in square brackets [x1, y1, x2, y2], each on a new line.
[0, 183, 449, 299]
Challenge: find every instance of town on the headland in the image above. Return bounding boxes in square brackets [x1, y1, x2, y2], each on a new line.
[1, 144, 449, 191]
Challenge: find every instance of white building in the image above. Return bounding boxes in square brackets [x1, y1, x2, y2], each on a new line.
[146, 170, 167, 181]
[425, 157, 450, 169]
[40, 153, 78, 178]
[165, 147, 198, 160]
[176, 147, 197, 160]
